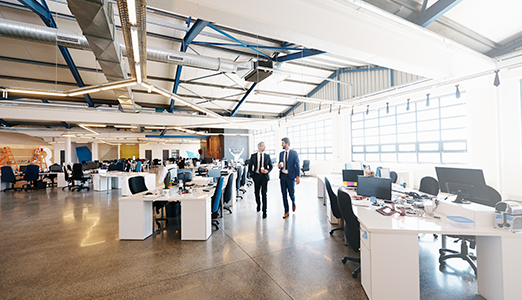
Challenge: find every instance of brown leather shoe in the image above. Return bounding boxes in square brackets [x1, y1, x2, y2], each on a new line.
[282, 212, 289, 219]
[292, 204, 296, 212]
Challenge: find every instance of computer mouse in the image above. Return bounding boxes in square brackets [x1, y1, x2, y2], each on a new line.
[145, 192, 153, 195]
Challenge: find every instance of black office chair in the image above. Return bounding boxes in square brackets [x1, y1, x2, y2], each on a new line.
[45, 164, 62, 187]
[62, 168, 75, 190]
[419, 176, 439, 196]
[389, 171, 398, 184]
[244, 159, 253, 187]
[337, 188, 361, 278]
[239, 165, 247, 194]
[129, 176, 168, 231]
[222, 173, 234, 214]
[211, 176, 225, 230]
[438, 186, 501, 276]
[325, 177, 343, 235]
[21, 165, 40, 191]
[419, 176, 440, 239]
[71, 163, 90, 192]
[236, 166, 243, 200]
[301, 160, 310, 177]
[1, 166, 19, 192]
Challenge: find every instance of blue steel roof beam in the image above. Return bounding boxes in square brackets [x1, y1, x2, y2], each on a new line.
[190, 42, 304, 51]
[275, 49, 326, 62]
[207, 24, 271, 59]
[18, 0, 94, 107]
[170, 19, 210, 112]
[0, 119, 12, 127]
[281, 70, 338, 117]
[230, 82, 257, 117]
[413, 0, 464, 27]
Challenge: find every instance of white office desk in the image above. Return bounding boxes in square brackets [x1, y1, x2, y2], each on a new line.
[347, 193, 522, 300]
[119, 189, 213, 241]
[94, 172, 156, 195]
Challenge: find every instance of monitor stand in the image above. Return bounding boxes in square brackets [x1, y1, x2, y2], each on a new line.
[452, 194, 471, 204]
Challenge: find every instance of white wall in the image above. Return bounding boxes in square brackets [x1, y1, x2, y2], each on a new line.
[139, 142, 201, 162]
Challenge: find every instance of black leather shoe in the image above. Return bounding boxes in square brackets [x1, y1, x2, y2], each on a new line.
[263, 212, 267, 219]
[256, 205, 261, 212]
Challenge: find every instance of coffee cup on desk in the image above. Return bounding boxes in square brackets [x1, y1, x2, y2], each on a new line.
[162, 189, 170, 196]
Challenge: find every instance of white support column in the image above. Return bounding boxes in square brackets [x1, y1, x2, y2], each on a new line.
[65, 137, 72, 165]
[92, 142, 99, 161]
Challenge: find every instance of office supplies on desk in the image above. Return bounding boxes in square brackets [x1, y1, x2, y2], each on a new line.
[495, 201, 522, 232]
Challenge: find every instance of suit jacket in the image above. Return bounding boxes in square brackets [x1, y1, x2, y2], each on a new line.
[279, 149, 300, 180]
[248, 152, 273, 181]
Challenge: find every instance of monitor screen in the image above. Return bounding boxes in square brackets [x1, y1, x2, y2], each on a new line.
[435, 167, 497, 207]
[342, 169, 364, 183]
[208, 168, 221, 178]
[436, 167, 486, 193]
[356, 176, 392, 200]
[19, 165, 29, 173]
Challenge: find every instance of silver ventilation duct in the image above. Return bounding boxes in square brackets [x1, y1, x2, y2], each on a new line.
[67, 0, 140, 113]
[0, 19, 247, 75]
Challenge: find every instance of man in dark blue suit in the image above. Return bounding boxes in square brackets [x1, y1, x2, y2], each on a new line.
[278, 137, 300, 219]
[247, 142, 273, 218]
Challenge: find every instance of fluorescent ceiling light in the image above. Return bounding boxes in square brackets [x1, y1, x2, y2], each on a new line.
[62, 134, 76, 137]
[78, 124, 106, 128]
[131, 28, 140, 63]
[135, 64, 142, 84]
[127, 0, 137, 25]
[79, 125, 100, 135]
[100, 81, 136, 90]
[69, 88, 101, 97]
[114, 125, 138, 128]
[6, 88, 67, 97]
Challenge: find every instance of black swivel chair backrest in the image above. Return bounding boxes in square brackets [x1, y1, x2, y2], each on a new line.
[129, 176, 148, 194]
[337, 188, 360, 253]
[325, 177, 342, 220]
[223, 173, 234, 205]
[1, 166, 16, 183]
[419, 176, 439, 196]
[241, 165, 247, 186]
[302, 160, 310, 171]
[72, 163, 85, 180]
[236, 166, 242, 190]
[24, 165, 39, 182]
[49, 164, 63, 172]
[389, 171, 398, 184]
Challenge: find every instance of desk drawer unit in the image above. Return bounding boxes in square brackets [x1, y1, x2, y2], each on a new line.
[360, 223, 420, 300]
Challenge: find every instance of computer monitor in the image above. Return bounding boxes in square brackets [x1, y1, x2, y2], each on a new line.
[177, 170, 193, 183]
[380, 168, 390, 179]
[342, 169, 364, 186]
[19, 165, 28, 173]
[435, 167, 496, 206]
[208, 168, 221, 179]
[356, 176, 392, 200]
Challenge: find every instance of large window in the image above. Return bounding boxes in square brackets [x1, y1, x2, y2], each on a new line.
[253, 130, 276, 157]
[351, 93, 467, 164]
[287, 119, 333, 161]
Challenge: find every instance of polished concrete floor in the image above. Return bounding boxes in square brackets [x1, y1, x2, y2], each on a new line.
[0, 177, 483, 300]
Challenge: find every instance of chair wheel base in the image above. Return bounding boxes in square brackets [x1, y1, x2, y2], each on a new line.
[342, 257, 348, 264]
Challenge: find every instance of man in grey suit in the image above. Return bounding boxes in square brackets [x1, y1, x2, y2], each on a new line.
[248, 142, 273, 219]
